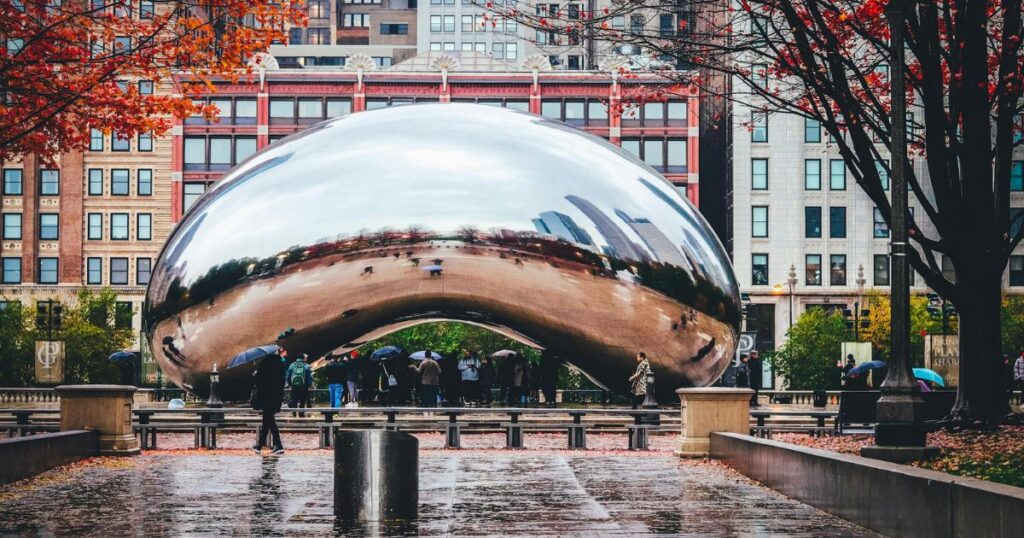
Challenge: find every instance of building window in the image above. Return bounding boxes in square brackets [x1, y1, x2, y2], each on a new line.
[138, 132, 153, 151]
[643, 102, 665, 126]
[90, 129, 104, 151]
[443, 14, 455, 32]
[2, 258, 21, 284]
[643, 139, 665, 170]
[298, 99, 323, 120]
[506, 43, 518, 60]
[38, 213, 59, 240]
[139, 0, 153, 18]
[110, 257, 129, 285]
[326, 99, 352, 118]
[183, 183, 206, 213]
[1011, 161, 1024, 192]
[138, 81, 154, 96]
[233, 98, 257, 124]
[429, 15, 441, 32]
[805, 117, 821, 143]
[1010, 256, 1024, 286]
[564, 100, 585, 125]
[235, 137, 257, 163]
[308, 0, 329, 18]
[751, 63, 768, 89]
[209, 137, 231, 169]
[2, 169, 22, 195]
[2, 213, 21, 240]
[541, 100, 561, 119]
[804, 159, 821, 190]
[111, 169, 130, 195]
[111, 213, 129, 240]
[830, 254, 847, 286]
[873, 207, 889, 238]
[343, 13, 369, 27]
[751, 206, 768, 237]
[829, 159, 846, 190]
[183, 137, 205, 169]
[621, 139, 640, 159]
[942, 255, 956, 284]
[87, 213, 102, 240]
[751, 111, 767, 142]
[828, 207, 847, 238]
[137, 257, 152, 285]
[666, 140, 686, 172]
[876, 160, 890, 190]
[667, 101, 687, 124]
[112, 133, 130, 151]
[804, 206, 821, 238]
[492, 42, 505, 59]
[269, 99, 295, 120]
[115, 301, 133, 328]
[805, 254, 822, 286]
[137, 169, 152, 196]
[87, 257, 102, 285]
[752, 254, 769, 285]
[38, 258, 58, 284]
[874, 254, 890, 286]
[39, 169, 59, 195]
[587, 101, 608, 126]
[381, 23, 408, 34]
[751, 158, 768, 190]
[137, 213, 152, 240]
[88, 169, 103, 195]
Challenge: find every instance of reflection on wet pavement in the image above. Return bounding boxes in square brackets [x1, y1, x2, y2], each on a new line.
[0, 454, 876, 537]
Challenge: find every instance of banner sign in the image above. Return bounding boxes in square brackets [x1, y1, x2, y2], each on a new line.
[925, 335, 959, 387]
[34, 341, 65, 384]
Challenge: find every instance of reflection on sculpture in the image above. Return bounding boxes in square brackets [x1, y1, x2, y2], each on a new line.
[144, 103, 741, 401]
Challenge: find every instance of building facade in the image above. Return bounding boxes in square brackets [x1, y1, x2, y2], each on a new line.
[731, 94, 1024, 386]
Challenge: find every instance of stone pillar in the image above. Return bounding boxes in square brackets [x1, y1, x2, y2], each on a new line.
[56, 385, 140, 456]
[675, 388, 752, 457]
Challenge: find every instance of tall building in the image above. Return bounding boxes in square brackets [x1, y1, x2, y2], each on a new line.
[731, 81, 1024, 385]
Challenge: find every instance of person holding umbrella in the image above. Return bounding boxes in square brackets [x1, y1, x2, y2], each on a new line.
[410, 350, 441, 407]
[109, 351, 137, 386]
[458, 350, 481, 405]
[252, 347, 287, 454]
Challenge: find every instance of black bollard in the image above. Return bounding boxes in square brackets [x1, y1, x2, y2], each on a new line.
[641, 372, 660, 425]
[206, 364, 223, 409]
[334, 430, 418, 521]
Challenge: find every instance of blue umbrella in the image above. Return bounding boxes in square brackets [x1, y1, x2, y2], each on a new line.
[847, 360, 886, 377]
[409, 350, 442, 362]
[370, 346, 404, 362]
[109, 351, 136, 362]
[913, 368, 945, 387]
[227, 345, 279, 369]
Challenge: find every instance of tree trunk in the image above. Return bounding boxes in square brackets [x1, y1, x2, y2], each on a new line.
[951, 266, 1010, 422]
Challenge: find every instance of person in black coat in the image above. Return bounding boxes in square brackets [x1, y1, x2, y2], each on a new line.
[252, 347, 288, 454]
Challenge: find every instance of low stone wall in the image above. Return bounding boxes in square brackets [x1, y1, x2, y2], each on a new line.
[0, 430, 99, 485]
[711, 432, 1024, 538]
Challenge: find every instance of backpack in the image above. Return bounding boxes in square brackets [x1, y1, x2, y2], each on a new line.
[288, 363, 308, 387]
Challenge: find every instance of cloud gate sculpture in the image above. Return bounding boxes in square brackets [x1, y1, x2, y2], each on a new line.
[144, 103, 740, 401]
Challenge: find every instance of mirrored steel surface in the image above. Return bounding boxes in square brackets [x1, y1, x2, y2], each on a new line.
[144, 103, 740, 400]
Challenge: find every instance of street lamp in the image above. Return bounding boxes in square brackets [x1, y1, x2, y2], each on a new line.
[774, 265, 798, 329]
[862, 0, 937, 462]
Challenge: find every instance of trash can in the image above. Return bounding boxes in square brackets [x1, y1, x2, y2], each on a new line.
[813, 389, 828, 408]
[334, 430, 418, 521]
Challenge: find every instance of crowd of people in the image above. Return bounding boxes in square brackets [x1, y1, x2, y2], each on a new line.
[248, 341, 657, 454]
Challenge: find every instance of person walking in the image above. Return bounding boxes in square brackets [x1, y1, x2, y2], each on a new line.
[344, 353, 361, 406]
[1014, 351, 1024, 406]
[836, 355, 856, 388]
[325, 353, 346, 408]
[506, 355, 531, 406]
[411, 350, 441, 407]
[439, 354, 461, 405]
[458, 350, 481, 405]
[735, 354, 750, 388]
[539, 351, 562, 406]
[286, 353, 313, 416]
[628, 351, 652, 409]
[478, 355, 497, 405]
[252, 348, 287, 454]
[748, 350, 763, 407]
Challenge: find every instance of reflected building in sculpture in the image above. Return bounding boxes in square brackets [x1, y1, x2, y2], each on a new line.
[145, 104, 739, 401]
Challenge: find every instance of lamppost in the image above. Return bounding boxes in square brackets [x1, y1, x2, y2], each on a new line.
[862, 0, 937, 462]
[787, 264, 797, 328]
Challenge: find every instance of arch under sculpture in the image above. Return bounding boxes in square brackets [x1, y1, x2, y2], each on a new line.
[144, 104, 741, 401]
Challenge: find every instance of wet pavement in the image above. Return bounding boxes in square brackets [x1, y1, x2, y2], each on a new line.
[0, 452, 876, 537]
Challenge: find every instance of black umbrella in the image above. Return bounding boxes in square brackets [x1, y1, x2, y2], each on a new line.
[109, 351, 136, 362]
[846, 360, 886, 377]
[227, 345, 280, 369]
[370, 346, 404, 362]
